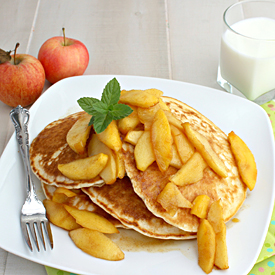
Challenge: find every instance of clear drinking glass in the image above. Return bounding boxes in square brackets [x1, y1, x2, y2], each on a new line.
[217, 0, 275, 104]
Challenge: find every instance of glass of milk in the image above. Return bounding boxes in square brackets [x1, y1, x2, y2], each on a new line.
[217, 0, 275, 104]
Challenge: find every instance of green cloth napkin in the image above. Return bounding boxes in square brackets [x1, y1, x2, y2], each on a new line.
[248, 102, 275, 275]
[45, 267, 77, 275]
[45, 101, 275, 275]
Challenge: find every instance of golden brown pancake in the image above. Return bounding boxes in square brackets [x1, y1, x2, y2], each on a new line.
[122, 96, 247, 232]
[82, 177, 196, 240]
[30, 112, 104, 189]
[41, 182, 125, 228]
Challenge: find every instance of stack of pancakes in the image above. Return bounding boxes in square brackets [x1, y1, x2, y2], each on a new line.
[29, 96, 246, 240]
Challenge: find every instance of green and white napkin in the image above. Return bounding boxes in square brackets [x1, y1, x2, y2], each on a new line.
[248, 102, 275, 275]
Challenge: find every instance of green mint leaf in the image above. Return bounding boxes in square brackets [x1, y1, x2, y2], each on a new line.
[88, 116, 95, 126]
[92, 101, 109, 114]
[93, 112, 113, 134]
[101, 78, 121, 106]
[77, 78, 133, 133]
[77, 97, 100, 115]
[111, 103, 133, 120]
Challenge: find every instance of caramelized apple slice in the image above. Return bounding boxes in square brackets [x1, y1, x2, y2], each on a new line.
[157, 182, 192, 216]
[151, 109, 172, 172]
[118, 105, 140, 134]
[64, 205, 118, 234]
[96, 120, 122, 152]
[58, 153, 108, 180]
[119, 90, 159, 108]
[134, 131, 155, 171]
[197, 219, 216, 274]
[66, 112, 92, 154]
[191, 195, 210, 219]
[88, 134, 117, 184]
[228, 131, 257, 191]
[54, 187, 77, 197]
[43, 199, 81, 231]
[170, 125, 195, 164]
[69, 228, 124, 261]
[183, 122, 228, 178]
[124, 130, 144, 145]
[169, 152, 207, 186]
[170, 144, 183, 169]
[207, 199, 224, 234]
[163, 110, 184, 130]
[114, 150, 125, 179]
[215, 222, 229, 270]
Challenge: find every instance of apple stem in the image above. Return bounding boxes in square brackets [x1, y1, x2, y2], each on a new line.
[62, 27, 66, 46]
[13, 43, 20, 65]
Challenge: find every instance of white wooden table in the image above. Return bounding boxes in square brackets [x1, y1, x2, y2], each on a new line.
[0, 0, 236, 274]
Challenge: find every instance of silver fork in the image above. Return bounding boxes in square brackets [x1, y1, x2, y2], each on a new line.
[10, 105, 53, 252]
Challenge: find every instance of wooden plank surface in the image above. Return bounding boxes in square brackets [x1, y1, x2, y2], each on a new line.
[167, 0, 235, 89]
[0, 0, 236, 274]
[0, 0, 38, 160]
[28, 0, 170, 78]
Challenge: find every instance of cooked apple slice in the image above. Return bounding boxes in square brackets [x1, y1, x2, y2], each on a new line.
[207, 199, 224, 234]
[137, 103, 161, 125]
[70, 189, 82, 195]
[143, 88, 163, 97]
[158, 98, 170, 111]
[66, 112, 92, 154]
[163, 110, 184, 130]
[228, 131, 257, 191]
[197, 219, 216, 274]
[207, 199, 228, 269]
[114, 150, 125, 179]
[215, 222, 229, 270]
[170, 144, 183, 169]
[43, 199, 81, 231]
[119, 90, 159, 108]
[124, 130, 144, 145]
[121, 88, 163, 98]
[157, 181, 178, 216]
[134, 131, 155, 171]
[52, 187, 77, 204]
[137, 101, 169, 130]
[176, 188, 193, 209]
[64, 205, 118, 234]
[54, 187, 77, 198]
[169, 152, 208, 186]
[183, 122, 228, 178]
[88, 134, 117, 184]
[117, 105, 140, 134]
[191, 195, 210, 219]
[52, 193, 68, 204]
[58, 153, 108, 181]
[151, 109, 172, 172]
[69, 228, 124, 261]
[157, 182, 192, 216]
[96, 120, 122, 152]
[170, 125, 195, 164]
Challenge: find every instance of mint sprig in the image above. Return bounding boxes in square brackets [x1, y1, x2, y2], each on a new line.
[77, 78, 133, 133]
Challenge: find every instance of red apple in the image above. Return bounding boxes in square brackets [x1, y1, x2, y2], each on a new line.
[0, 43, 45, 107]
[38, 28, 89, 84]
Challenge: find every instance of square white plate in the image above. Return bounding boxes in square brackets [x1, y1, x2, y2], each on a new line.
[0, 75, 274, 275]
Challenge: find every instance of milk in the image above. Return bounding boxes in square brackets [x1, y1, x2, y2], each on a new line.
[220, 17, 275, 101]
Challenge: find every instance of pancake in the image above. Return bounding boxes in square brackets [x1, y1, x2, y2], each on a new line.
[122, 96, 247, 232]
[41, 182, 125, 228]
[82, 177, 196, 240]
[30, 112, 104, 189]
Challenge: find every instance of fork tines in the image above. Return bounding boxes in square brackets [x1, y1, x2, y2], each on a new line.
[21, 217, 53, 252]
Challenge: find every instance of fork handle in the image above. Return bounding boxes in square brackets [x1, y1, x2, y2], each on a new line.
[10, 105, 36, 197]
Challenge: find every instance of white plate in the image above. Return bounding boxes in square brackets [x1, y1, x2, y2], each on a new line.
[0, 75, 274, 275]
